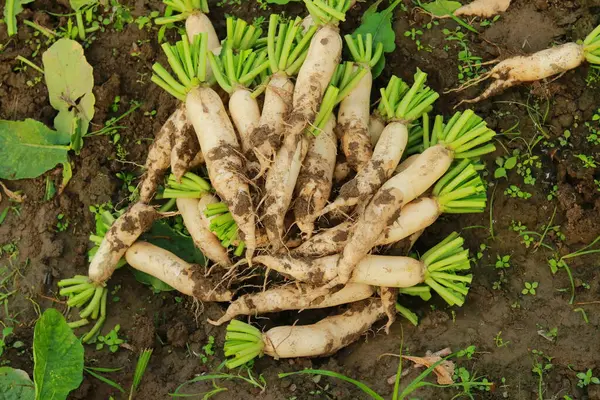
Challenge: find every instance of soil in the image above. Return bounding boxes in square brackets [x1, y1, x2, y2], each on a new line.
[1, 0, 600, 399]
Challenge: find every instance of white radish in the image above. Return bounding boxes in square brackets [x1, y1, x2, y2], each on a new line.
[293, 114, 337, 236]
[140, 105, 186, 203]
[89, 202, 159, 285]
[185, 13, 220, 49]
[454, 0, 511, 17]
[125, 241, 232, 301]
[170, 105, 201, 182]
[208, 283, 374, 326]
[229, 89, 261, 154]
[186, 85, 256, 258]
[224, 299, 385, 366]
[177, 198, 231, 267]
[368, 113, 386, 146]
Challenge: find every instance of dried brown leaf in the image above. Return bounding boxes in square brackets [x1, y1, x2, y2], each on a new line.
[402, 355, 455, 385]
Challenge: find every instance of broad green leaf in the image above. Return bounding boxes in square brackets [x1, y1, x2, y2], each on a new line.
[0, 119, 70, 180]
[352, 0, 402, 78]
[0, 367, 35, 400]
[42, 39, 95, 153]
[3, 0, 34, 36]
[69, 0, 96, 11]
[419, 0, 461, 16]
[504, 156, 518, 170]
[33, 309, 84, 400]
[134, 221, 207, 292]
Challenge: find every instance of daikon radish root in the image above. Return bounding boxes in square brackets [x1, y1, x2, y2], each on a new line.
[152, 33, 256, 259]
[338, 33, 383, 171]
[155, 0, 219, 50]
[139, 104, 186, 203]
[224, 299, 385, 366]
[293, 113, 337, 237]
[209, 45, 269, 154]
[262, 0, 348, 249]
[328, 110, 496, 288]
[454, 0, 511, 17]
[251, 15, 316, 176]
[209, 283, 374, 326]
[256, 232, 473, 306]
[170, 108, 202, 182]
[369, 112, 386, 146]
[455, 24, 600, 104]
[125, 242, 233, 301]
[316, 71, 439, 218]
[89, 202, 159, 285]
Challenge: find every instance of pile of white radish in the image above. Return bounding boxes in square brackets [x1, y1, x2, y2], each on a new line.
[58, 0, 502, 365]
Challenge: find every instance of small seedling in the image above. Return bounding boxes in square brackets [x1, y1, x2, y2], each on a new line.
[56, 214, 70, 232]
[95, 324, 125, 352]
[576, 154, 597, 169]
[495, 254, 510, 269]
[531, 349, 553, 400]
[504, 185, 532, 199]
[494, 331, 510, 348]
[522, 282, 538, 296]
[547, 185, 558, 201]
[494, 155, 517, 179]
[577, 369, 600, 388]
[0, 326, 13, 357]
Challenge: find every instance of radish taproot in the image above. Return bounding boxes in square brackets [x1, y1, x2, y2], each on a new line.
[262, 0, 349, 249]
[324, 111, 496, 289]
[454, 0, 511, 17]
[89, 202, 160, 285]
[169, 109, 203, 182]
[251, 15, 317, 176]
[209, 282, 374, 326]
[455, 23, 600, 104]
[125, 241, 233, 301]
[224, 298, 385, 366]
[316, 71, 439, 218]
[256, 232, 473, 306]
[152, 33, 256, 259]
[338, 33, 383, 171]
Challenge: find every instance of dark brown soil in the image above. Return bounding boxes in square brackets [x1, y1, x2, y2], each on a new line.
[1, 0, 600, 399]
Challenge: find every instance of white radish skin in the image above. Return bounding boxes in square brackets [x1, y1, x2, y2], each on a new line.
[454, 0, 511, 17]
[140, 106, 186, 203]
[251, 74, 294, 176]
[331, 145, 454, 288]
[368, 114, 386, 146]
[263, 298, 385, 359]
[208, 283, 374, 326]
[170, 105, 201, 181]
[262, 25, 342, 248]
[177, 198, 231, 267]
[317, 121, 409, 217]
[395, 153, 420, 174]
[230, 89, 261, 154]
[380, 286, 398, 334]
[89, 203, 158, 285]
[254, 253, 425, 288]
[186, 87, 256, 258]
[338, 69, 373, 171]
[125, 242, 233, 301]
[292, 197, 439, 257]
[333, 157, 351, 183]
[186, 13, 220, 51]
[465, 43, 585, 103]
[380, 198, 440, 245]
[294, 114, 337, 236]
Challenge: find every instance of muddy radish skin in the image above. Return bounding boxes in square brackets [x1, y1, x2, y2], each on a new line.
[140, 106, 186, 203]
[328, 145, 454, 288]
[186, 86, 256, 258]
[251, 74, 295, 176]
[125, 242, 233, 301]
[294, 114, 337, 236]
[338, 69, 373, 171]
[262, 299, 385, 359]
[263, 25, 342, 249]
[454, 0, 511, 17]
[208, 283, 374, 326]
[89, 203, 159, 284]
[230, 88, 261, 154]
[368, 113, 386, 146]
[292, 197, 439, 257]
[177, 198, 231, 267]
[170, 106, 202, 182]
[317, 121, 409, 217]
[464, 43, 585, 103]
[254, 253, 425, 287]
